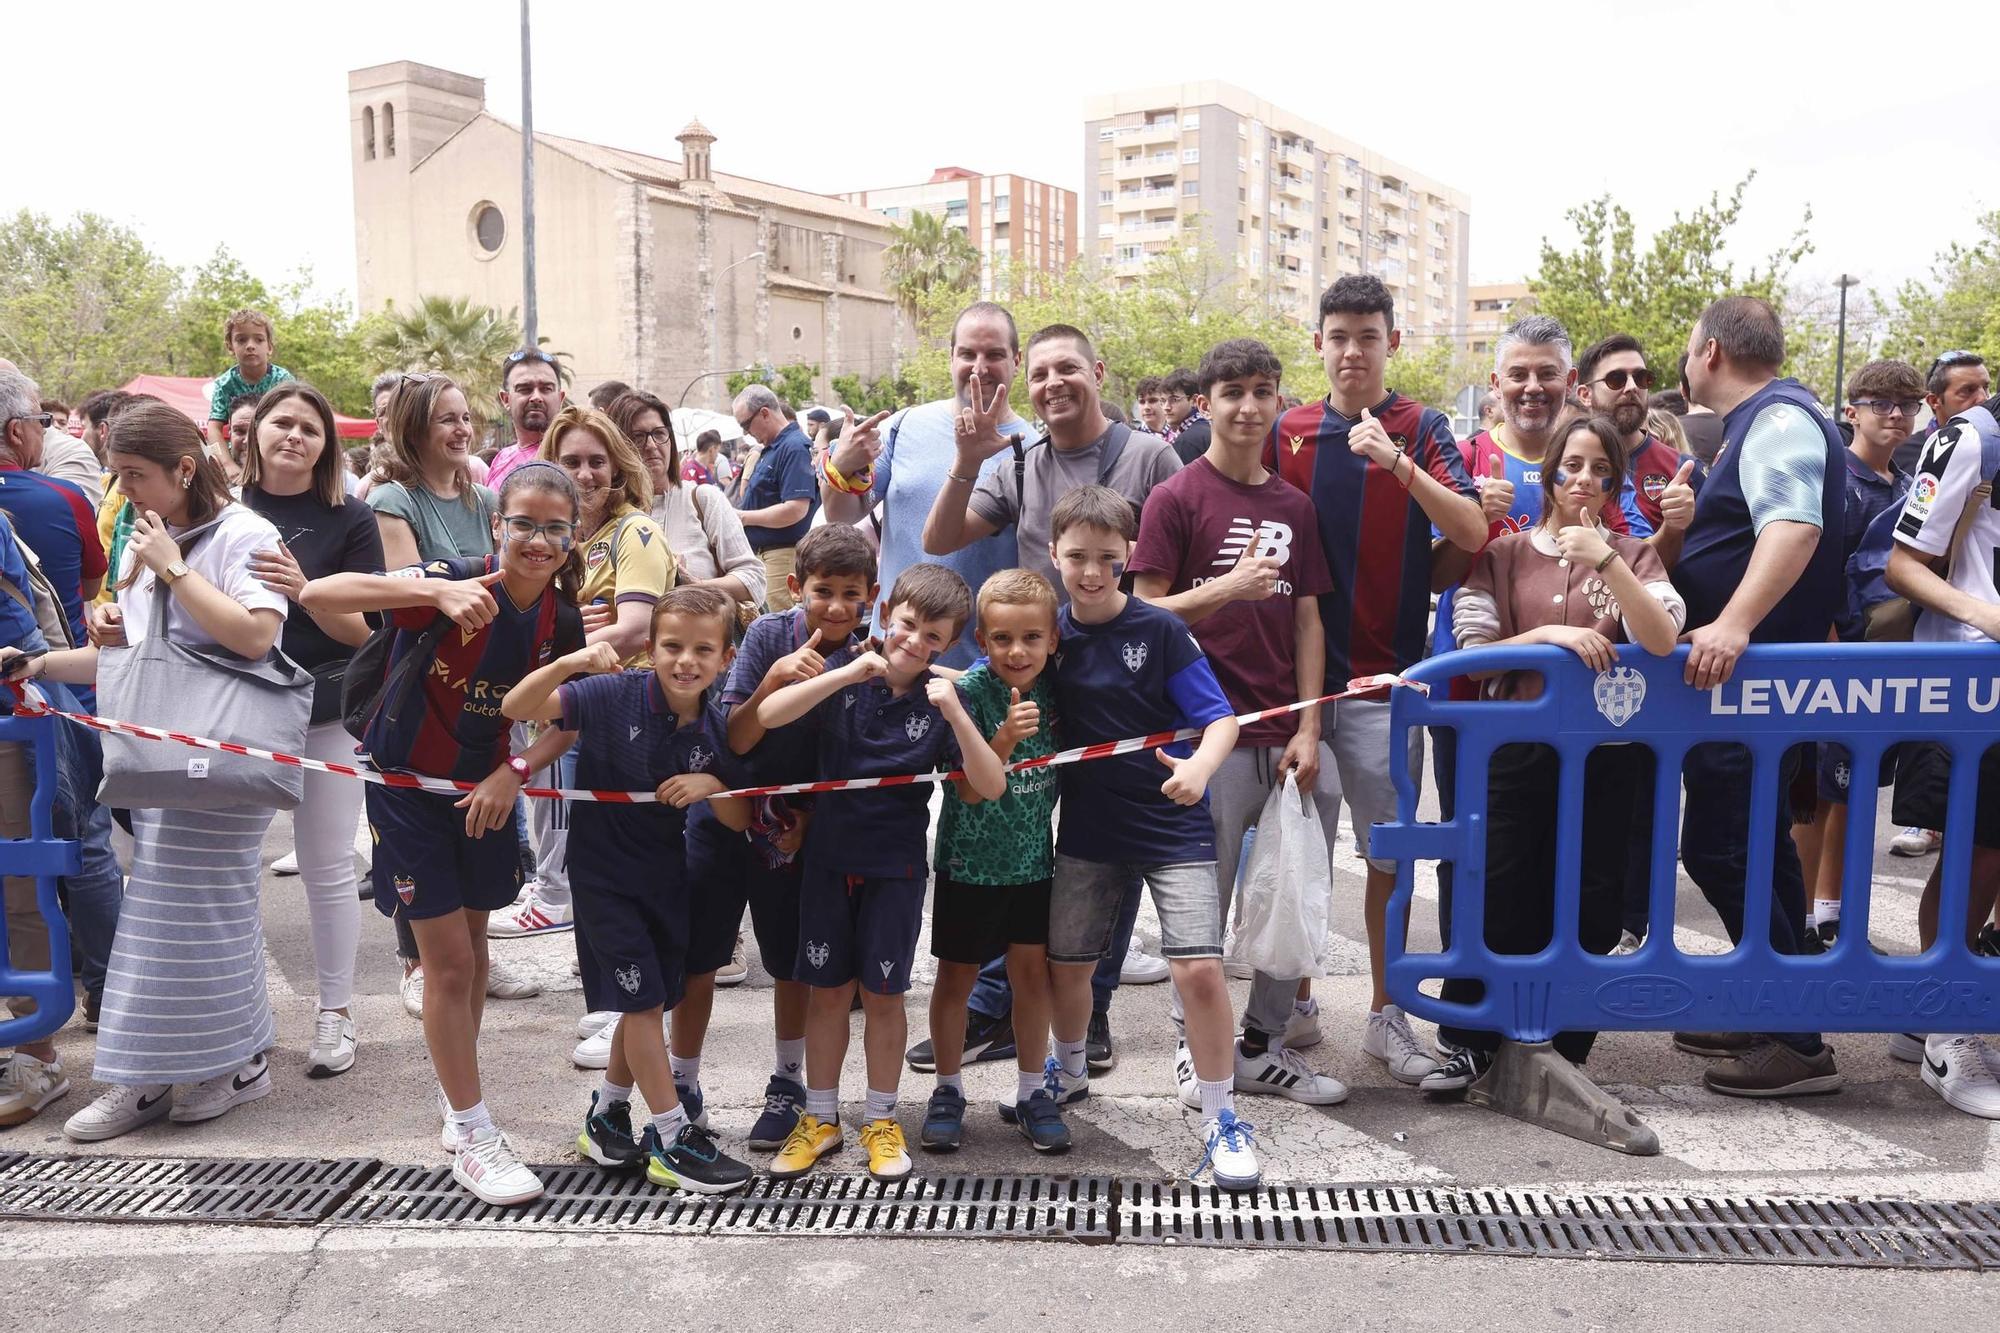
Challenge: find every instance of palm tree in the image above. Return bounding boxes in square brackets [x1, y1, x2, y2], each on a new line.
[363, 294, 563, 429]
[884, 210, 981, 323]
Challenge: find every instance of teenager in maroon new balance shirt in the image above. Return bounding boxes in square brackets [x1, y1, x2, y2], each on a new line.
[1264, 275, 1484, 1088]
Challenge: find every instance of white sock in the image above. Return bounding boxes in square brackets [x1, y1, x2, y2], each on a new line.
[651, 1103, 689, 1141]
[596, 1079, 632, 1109]
[1198, 1078, 1234, 1121]
[1295, 997, 1318, 1017]
[1813, 899, 1841, 925]
[934, 1072, 963, 1095]
[1054, 1036, 1088, 1079]
[1016, 1068, 1042, 1103]
[447, 1099, 493, 1133]
[774, 1036, 806, 1082]
[863, 1086, 897, 1121]
[806, 1085, 839, 1121]
[669, 1052, 701, 1087]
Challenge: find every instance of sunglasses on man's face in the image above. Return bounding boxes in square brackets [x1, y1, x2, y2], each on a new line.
[1591, 367, 1656, 392]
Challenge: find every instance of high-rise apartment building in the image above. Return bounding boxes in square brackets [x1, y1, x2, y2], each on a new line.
[1464, 282, 1534, 362]
[843, 167, 1077, 294]
[1082, 82, 1471, 340]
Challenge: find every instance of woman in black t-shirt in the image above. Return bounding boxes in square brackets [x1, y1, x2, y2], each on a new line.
[241, 382, 384, 1080]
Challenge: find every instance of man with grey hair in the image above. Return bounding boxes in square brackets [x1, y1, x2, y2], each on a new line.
[0, 360, 101, 509]
[734, 383, 817, 610]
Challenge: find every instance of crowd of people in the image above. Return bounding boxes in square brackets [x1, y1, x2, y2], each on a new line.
[2, 277, 1997, 1209]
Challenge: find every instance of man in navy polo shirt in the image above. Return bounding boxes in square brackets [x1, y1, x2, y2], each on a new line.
[0, 370, 105, 649]
[1671, 295, 1846, 1099]
[734, 385, 819, 612]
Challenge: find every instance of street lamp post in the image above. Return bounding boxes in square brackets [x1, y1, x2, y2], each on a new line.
[705, 251, 765, 410]
[520, 0, 538, 344]
[1833, 273, 1860, 411]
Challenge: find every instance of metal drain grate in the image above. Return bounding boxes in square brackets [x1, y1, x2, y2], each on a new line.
[334, 1162, 719, 1233]
[708, 1173, 1114, 1242]
[0, 1154, 375, 1225]
[1119, 1183, 2000, 1270]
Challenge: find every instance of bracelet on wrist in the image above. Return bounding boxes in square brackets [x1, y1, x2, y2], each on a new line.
[1594, 549, 1619, 573]
[1394, 455, 1413, 489]
[945, 469, 977, 485]
[822, 455, 871, 496]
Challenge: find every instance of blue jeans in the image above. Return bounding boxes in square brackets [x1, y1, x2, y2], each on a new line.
[967, 866, 1140, 1020]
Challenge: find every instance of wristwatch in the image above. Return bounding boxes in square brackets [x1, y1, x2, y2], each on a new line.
[505, 756, 532, 782]
[158, 560, 192, 587]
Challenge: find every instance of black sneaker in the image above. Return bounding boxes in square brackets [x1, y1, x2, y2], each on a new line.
[748, 1075, 805, 1151]
[1086, 1008, 1116, 1073]
[577, 1092, 643, 1169]
[1419, 1044, 1493, 1092]
[83, 990, 100, 1034]
[1977, 924, 2000, 958]
[906, 1009, 1014, 1073]
[919, 1085, 966, 1151]
[643, 1122, 754, 1194]
[1800, 926, 1827, 955]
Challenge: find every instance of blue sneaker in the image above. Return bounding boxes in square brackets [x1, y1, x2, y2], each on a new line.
[748, 1075, 805, 1151]
[641, 1122, 753, 1195]
[1196, 1109, 1260, 1191]
[1013, 1088, 1072, 1153]
[677, 1082, 710, 1130]
[919, 1084, 967, 1151]
[998, 1057, 1087, 1123]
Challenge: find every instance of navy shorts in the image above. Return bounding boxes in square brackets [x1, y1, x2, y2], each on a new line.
[574, 872, 689, 1013]
[366, 783, 522, 922]
[686, 816, 804, 982]
[1817, 741, 1900, 806]
[795, 865, 926, 994]
[1892, 741, 2000, 850]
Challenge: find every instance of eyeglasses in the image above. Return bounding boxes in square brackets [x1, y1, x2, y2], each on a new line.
[500, 516, 577, 546]
[735, 408, 761, 430]
[1852, 398, 1923, 417]
[7, 413, 53, 431]
[629, 427, 673, 447]
[1591, 368, 1656, 392]
[1926, 350, 1981, 380]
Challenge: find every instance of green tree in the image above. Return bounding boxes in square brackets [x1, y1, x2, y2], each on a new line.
[364, 295, 543, 427]
[1529, 173, 1812, 370]
[883, 210, 980, 322]
[0, 210, 179, 401]
[829, 371, 920, 416]
[1383, 336, 1480, 416]
[1877, 210, 2000, 373]
[726, 362, 819, 410]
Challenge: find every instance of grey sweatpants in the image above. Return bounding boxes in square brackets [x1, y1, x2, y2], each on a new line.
[1170, 744, 1342, 1043]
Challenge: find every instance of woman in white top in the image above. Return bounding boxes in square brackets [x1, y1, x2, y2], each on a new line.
[8, 399, 291, 1142]
[609, 391, 766, 609]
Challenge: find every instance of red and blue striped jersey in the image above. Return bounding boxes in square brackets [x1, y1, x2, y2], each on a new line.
[1266, 393, 1475, 682]
[363, 556, 584, 782]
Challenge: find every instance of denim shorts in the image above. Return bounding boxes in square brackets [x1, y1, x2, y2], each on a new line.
[1047, 854, 1220, 964]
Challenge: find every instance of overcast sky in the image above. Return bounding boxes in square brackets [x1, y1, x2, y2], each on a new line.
[12, 1, 1991, 320]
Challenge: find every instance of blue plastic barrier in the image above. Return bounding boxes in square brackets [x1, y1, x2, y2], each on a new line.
[0, 705, 80, 1046]
[1373, 642, 2000, 1040]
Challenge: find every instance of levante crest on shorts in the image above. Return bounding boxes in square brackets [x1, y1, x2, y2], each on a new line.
[615, 964, 641, 995]
[1122, 641, 1149, 673]
[1593, 666, 1646, 728]
[805, 940, 830, 968]
[394, 875, 416, 905]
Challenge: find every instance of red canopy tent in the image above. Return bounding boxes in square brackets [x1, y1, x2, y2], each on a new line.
[118, 375, 375, 440]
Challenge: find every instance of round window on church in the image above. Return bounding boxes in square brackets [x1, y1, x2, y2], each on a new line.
[469, 202, 505, 257]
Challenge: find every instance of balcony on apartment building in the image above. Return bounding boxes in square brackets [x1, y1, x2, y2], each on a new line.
[1114, 117, 1181, 146]
[1114, 186, 1178, 210]
[1277, 172, 1311, 200]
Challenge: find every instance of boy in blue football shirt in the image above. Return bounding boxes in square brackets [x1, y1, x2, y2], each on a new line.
[503, 586, 756, 1194]
[1042, 484, 1261, 1190]
[754, 563, 1007, 1182]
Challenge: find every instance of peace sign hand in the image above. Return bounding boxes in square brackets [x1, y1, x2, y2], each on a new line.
[953, 379, 1012, 465]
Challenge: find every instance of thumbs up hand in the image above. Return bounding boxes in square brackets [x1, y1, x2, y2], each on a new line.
[1347, 407, 1400, 470]
[995, 685, 1041, 748]
[1476, 448, 1515, 524]
[1658, 458, 1697, 534]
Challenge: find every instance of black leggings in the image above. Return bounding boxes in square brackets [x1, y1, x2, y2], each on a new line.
[1439, 742, 1652, 1063]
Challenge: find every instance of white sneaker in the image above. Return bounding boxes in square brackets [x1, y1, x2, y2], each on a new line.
[488, 889, 573, 937]
[439, 1089, 468, 1155]
[1120, 939, 1169, 985]
[1890, 826, 1941, 858]
[1888, 1032, 1926, 1064]
[1234, 1040, 1348, 1104]
[170, 1054, 271, 1123]
[1609, 930, 1644, 956]
[1363, 1004, 1440, 1085]
[1174, 1040, 1201, 1109]
[1284, 1001, 1323, 1050]
[63, 1083, 172, 1142]
[271, 850, 300, 876]
[486, 958, 542, 999]
[400, 964, 425, 1019]
[1922, 1034, 2000, 1120]
[308, 1011, 357, 1078]
[452, 1125, 544, 1206]
[0, 1052, 71, 1127]
[1198, 1110, 1261, 1191]
[715, 931, 749, 988]
[572, 1017, 619, 1069]
[576, 1009, 619, 1041]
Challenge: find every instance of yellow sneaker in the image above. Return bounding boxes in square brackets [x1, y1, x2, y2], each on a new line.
[860, 1117, 911, 1181]
[769, 1113, 842, 1179]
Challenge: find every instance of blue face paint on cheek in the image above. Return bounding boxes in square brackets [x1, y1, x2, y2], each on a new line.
[1111, 562, 1126, 582]
[1600, 475, 1617, 493]
[1552, 469, 1571, 487]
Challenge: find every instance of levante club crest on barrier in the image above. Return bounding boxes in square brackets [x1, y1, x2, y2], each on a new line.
[1592, 666, 1646, 727]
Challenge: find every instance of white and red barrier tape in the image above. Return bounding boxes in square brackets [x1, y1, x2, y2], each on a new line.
[4, 674, 1421, 804]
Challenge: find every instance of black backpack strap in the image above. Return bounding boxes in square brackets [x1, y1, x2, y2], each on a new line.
[1011, 432, 1050, 520]
[1096, 420, 1133, 486]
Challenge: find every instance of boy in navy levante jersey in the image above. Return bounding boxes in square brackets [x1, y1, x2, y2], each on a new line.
[504, 586, 757, 1195]
[754, 563, 1005, 1185]
[1265, 275, 1485, 1089]
[1043, 485, 1264, 1190]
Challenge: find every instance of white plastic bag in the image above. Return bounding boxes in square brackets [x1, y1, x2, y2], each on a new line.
[1232, 774, 1332, 979]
